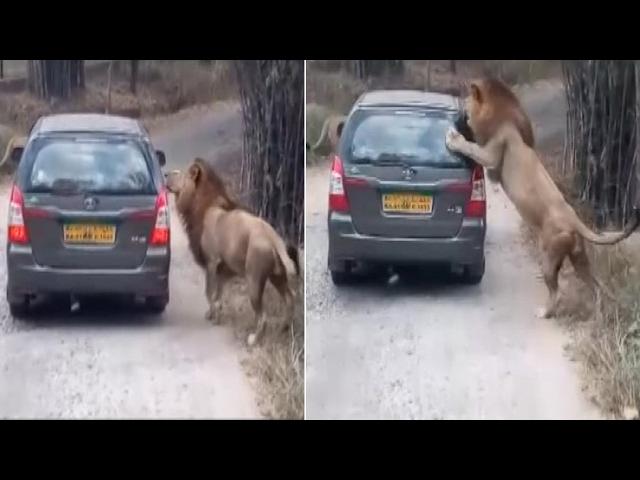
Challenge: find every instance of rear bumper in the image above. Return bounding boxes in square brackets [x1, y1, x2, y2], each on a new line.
[328, 211, 485, 269]
[6, 244, 170, 297]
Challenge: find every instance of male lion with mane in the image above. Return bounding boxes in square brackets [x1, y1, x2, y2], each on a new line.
[445, 77, 640, 318]
[166, 158, 300, 346]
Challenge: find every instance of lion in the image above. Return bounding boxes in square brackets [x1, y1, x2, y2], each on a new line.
[455, 81, 535, 185]
[0, 135, 27, 168]
[165, 158, 300, 346]
[445, 77, 640, 319]
[306, 115, 346, 155]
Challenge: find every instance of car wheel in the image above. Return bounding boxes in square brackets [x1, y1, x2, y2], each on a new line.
[462, 258, 485, 285]
[146, 295, 168, 314]
[330, 269, 355, 286]
[9, 296, 29, 319]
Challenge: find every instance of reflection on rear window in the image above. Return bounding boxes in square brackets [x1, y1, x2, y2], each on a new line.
[348, 111, 463, 166]
[27, 138, 154, 194]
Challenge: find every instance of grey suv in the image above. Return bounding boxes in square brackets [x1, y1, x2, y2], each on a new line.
[5, 114, 171, 317]
[327, 90, 486, 285]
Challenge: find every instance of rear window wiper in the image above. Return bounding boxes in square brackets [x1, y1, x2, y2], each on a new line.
[49, 178, 86, 195]
[371, 154, 417, 168]
[350, 156, 374, 165]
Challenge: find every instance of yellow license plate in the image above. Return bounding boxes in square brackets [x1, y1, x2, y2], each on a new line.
[63, 224, 116, 244]
[382, 193, 433, 214]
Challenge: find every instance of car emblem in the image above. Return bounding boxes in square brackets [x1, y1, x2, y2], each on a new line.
[84, 197, 98, 211]
[402, 167, 416, 180]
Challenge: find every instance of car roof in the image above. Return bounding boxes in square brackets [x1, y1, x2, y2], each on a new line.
[355, 90, 460, 111]
[33, 113, 145, 137]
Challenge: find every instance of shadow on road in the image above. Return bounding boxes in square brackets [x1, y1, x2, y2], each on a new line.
[331, 264, 483, 299]
[15, 294, 163, 329]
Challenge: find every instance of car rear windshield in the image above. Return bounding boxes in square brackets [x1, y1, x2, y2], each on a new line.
[25, 137, 155, 195]
[344, 109, 466, 167]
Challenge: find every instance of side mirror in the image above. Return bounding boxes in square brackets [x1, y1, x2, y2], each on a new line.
[156, 150, 166, 167]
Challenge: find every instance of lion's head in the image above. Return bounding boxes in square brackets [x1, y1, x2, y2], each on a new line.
[462, 77, 534, 148]
[165, 158, 239, 267]
[166, 158, 237, 214]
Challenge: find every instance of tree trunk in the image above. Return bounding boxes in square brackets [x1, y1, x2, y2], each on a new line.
[27, 60, 85, 100]
[563, 60, 639, 228]
[130, 60, 139, 94]
[450, 60, 457, 74]
[234, 60, 304, 245]
[344, 60, 404, 80]
[106, 61, 114, 114]
[0, 60, 3, 79]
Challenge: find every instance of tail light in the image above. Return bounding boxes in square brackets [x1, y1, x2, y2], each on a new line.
[8, 184, 29, 244]
[150, 189, 170, 245]
[465, 165, 486, 218]
[328, 154, 350, 213]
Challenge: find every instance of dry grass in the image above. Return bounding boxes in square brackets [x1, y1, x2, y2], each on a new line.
[306, 60, 561, 113]
[472, 60, 561, 85]
[241, 276, 305, 419]
[212, 272, 304, 419]
[0, 61, 237, 133]
[521, 148, 640, 419]
[571, 245, 640, 418]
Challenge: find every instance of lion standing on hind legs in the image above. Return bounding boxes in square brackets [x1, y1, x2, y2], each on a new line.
[445, 77, 640, 319]
[166, 159, 300, 346]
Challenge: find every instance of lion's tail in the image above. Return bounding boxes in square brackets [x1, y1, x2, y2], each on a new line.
[573, 207, 640, 245]
[308, 117, 332, 152]
[274, 238, 299, 278]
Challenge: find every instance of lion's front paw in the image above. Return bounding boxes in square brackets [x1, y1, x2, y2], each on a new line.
[445, 127, 464, 151]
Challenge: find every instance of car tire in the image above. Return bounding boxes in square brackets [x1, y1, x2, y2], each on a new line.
[146, 295, 168, 314]
[330, 269, 355, 286]
[9, 297, 29, 319]
[462, 258, 485, 285]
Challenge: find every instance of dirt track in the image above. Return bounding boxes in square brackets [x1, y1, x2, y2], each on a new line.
[305, 79, 603, 419]
[0, 103, 261, 419]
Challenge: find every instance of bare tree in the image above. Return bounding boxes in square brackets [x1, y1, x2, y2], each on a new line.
[0, 60, 3, 79]
[343, 60, 404, 80]
[105, 61, 114, 114]
[563, 60, 640, 228]
[27, 60, 85, 100]
[234, 60, 304, 245]
[130, 60, 139, 94]
[450, 60, 457, 74]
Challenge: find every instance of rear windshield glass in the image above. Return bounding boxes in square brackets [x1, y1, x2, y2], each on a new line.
[346, 110, 465, 167]
[26, 137, 155, 194]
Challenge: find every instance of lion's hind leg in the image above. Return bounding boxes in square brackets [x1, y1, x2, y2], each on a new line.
[270, 272, 295, 334]
[246, 272, 268, 347]
[569, 237, 614, 308]
[538, 232, 573, 319]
